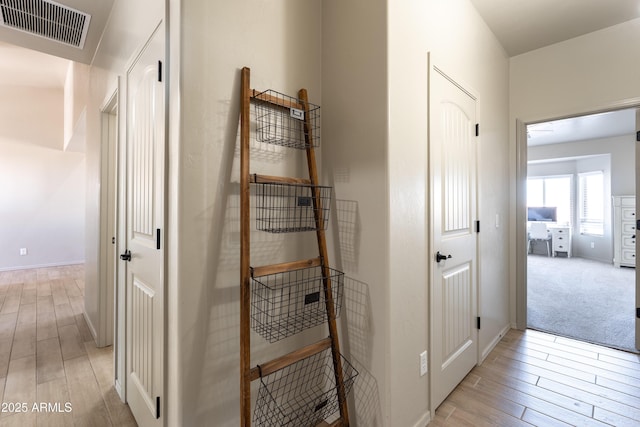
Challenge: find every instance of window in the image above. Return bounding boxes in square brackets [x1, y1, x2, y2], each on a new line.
[578, 171, 604, 235]
[527, 175, 572, 225]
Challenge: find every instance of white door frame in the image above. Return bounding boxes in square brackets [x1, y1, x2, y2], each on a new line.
[515, 119, 528, 330]
[514, 98, 640, 336]
[99, 87, 118, 347]
[99, 78, 127, 399]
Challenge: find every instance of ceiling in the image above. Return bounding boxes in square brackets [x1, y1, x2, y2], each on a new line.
[470, 0, 640, 56]
[527, 109, 636, 147]
[470, 0, 640, 146]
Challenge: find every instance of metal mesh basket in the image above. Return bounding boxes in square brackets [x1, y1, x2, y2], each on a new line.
[253, 89, 320, 149]
[251, 266, 344, 343]
[254, 182, 332, 233]
[253, 348, 358, 426]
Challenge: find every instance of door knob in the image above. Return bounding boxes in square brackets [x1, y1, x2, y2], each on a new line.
[436, 251, 452, 263]
[120, 250, 132, 262]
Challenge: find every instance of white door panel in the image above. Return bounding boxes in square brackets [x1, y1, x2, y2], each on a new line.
[441, 263, 472, 368]
[124, 22, 165, 427]
[430, 64, 478, 411]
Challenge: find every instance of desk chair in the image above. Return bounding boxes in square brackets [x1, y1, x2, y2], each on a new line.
[528, 222, 552, 257]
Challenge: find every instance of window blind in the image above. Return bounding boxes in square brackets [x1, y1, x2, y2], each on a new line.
[578, 171, 604, 235]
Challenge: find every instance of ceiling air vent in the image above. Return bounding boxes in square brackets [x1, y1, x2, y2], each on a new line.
[0, 0, 91, 49]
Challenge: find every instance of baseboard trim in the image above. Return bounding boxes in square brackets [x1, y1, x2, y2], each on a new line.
[83, 311, 98, 343]
[413, 410, 431, 427]
[0, 260, 85, 272]
[114, 379, 124, 402]
[480, 324, 511, 363]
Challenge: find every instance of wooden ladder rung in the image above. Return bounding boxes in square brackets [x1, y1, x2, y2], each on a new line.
[249, 337, 332, 381]
[251, 257, 322, 277]
[251, 174, 311, 185]
[251, 88, 304, 110]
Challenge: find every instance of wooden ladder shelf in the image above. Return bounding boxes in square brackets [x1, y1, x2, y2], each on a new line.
[240, 67, 352, 426]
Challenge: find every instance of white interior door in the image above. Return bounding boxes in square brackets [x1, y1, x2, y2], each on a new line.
[429, 64, 479, 411]
[123, 23, 165, 427]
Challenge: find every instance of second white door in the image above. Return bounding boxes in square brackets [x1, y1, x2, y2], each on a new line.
[123, 22, 165, 427]
[429, 63, 479, 411]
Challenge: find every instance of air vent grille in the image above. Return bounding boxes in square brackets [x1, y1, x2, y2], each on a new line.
[0, 0, 90, 48]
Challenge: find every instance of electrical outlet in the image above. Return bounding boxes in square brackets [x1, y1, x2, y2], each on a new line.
[420, 351, 428, 376]
[19, 248, 27, 256]
[590, 242, 595, 249]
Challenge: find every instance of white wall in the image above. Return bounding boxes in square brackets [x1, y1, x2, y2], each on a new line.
[387, 0, 511, 425]
[510, 17, 640, 326]
[0, 85, 85, 271]
[511, 18, 640, 122]
[322, 0, 388, 425]
[177, 1, 322, 426]
[528, 135, 635, 196]
[64, 61, 90, 149]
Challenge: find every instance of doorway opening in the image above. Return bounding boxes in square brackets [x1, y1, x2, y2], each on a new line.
[522, 108, 638, 353]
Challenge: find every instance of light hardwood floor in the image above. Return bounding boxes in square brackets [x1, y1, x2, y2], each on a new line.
[430, 328, 640, 426]
[0, 265, 136, 427]
[4, 266, 639, 426]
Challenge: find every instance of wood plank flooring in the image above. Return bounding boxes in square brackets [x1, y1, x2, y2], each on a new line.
[3, 266, 639, 426]
[0, 265, 136, 427]
[430, 328, 640, 426]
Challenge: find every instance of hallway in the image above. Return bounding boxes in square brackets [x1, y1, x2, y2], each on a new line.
[0, 265, 136, 427]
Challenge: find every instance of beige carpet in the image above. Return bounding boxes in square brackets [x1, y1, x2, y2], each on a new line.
[527, 255, 637, 353]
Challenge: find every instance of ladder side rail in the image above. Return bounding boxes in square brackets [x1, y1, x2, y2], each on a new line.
[299, 88, 350, 425]
[240, 67, 252, 427]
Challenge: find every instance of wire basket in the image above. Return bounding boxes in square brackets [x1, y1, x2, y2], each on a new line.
[251, 266, 344, 343]
[253, 89, 320, 149]
[254, 182, 332, 233]
[253, 348, 358, 426]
